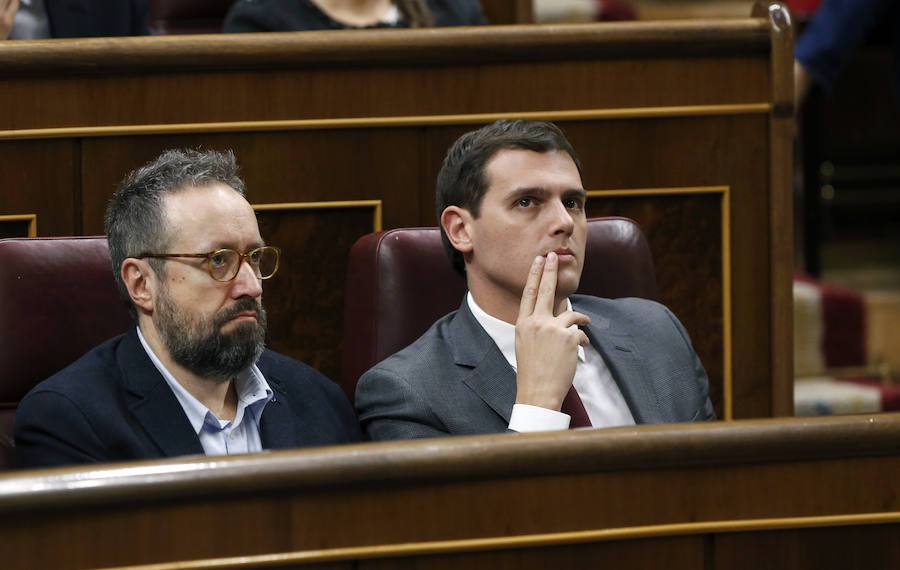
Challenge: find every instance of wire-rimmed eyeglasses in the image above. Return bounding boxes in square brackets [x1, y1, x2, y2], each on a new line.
[137, 246, 281, 282]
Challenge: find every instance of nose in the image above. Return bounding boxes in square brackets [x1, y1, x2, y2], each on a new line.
[230, 257, 263, 298]
[549, 199, 575, 236]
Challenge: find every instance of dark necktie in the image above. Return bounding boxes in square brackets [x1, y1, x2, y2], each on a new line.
[561, 385, 592, 428]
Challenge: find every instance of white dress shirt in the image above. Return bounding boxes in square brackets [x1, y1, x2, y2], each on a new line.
[136, 327, 273, 456]
[467, 292, 635, 432]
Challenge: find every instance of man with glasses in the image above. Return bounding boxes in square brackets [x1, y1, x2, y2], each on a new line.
[15, 149, 360, 468]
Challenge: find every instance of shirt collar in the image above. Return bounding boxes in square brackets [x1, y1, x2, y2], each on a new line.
[466, 292, 585, 371]
[135, 326, 273, 435]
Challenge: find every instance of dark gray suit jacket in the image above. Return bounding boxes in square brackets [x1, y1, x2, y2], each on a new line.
[355, 294, 716, 440]
[14, 327, 360, 469]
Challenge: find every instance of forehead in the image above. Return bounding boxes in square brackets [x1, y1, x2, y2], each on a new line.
[483, 148, 582, 195]
[161, 183, 261, 249]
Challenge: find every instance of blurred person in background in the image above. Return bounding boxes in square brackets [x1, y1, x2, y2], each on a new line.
[2, 0, 149, 39]
[224, 0, 485, 32]
[794, 0, 900, 107]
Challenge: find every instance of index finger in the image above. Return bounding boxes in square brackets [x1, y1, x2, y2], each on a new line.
[518, 255, 546, 319]
[534, 251, 558, 315]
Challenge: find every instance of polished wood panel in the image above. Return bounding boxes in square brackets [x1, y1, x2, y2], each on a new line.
[0, 22, 770, 77]
[754, 0, 795, 417]
[0, 140, 76, 236]
[0, 59, 770, 135]
[715, 524, 900, 570]
[0, 3, 794, 418]
[588, 190, 726, 418]
[0, 414, 898, 569]
[568, 111, 772, 418]
[79, 130, 421, 234]
[256, 203, 380, 380]
[480, 0, 533, 25]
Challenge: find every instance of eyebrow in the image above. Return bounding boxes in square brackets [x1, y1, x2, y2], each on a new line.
[503, 187, 587, 202]
[565, 188, 588, 200]
[202, 240, 266, 252]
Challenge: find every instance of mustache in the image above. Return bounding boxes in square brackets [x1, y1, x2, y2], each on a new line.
[214, 297, 264, 328]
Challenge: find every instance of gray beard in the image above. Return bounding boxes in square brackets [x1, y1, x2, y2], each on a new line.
[155, 292, 267, 382]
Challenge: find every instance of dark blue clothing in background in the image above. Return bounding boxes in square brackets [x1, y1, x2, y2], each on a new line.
[795, 0, 900, 91]
[48, 0, 149, 38]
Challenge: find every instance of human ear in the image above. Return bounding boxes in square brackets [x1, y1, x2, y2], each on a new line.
[441, 206, 474, 254]
[121, 258, 156, 315]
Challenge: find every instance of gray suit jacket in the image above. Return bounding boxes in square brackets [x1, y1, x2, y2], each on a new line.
[355, 294, 716, 440]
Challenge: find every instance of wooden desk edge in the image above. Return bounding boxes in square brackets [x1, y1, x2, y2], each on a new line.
[2, 413, 898, 513]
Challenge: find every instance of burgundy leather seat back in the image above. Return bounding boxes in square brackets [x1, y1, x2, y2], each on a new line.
[578, 217, 658, 301]
[149, 0, 234, 34]
[342, 227, 466, 404]
[0, 237, 131, 469]
[340, 216, 657, 403]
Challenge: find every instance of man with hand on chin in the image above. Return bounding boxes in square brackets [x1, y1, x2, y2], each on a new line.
[355, 119, 715, 439]
[15, 149, 359, 468]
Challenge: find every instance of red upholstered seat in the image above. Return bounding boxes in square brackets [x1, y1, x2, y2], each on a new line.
[0, 237, 131, 469]
[149, 0, 234, 34]
[340, 216, 658, 403]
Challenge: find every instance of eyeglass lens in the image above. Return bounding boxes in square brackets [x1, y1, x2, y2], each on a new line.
[210, 248, 279, 281]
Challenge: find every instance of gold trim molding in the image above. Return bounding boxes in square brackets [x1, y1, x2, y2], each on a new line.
[0, 104, 772, 141]
[104, 510, 900, 570]
[586, 186, 732, 420]
[0, 214, 37, 237]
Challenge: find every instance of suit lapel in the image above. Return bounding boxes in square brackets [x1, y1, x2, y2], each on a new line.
[258, 374, 299, 449]
[118, 328, 205, 458]
[450, 299, 517, 423]
[579, 303, 664, 424]
[445, 296, 668, 426]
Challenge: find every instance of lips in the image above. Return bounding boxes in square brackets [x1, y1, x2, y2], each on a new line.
[550, 247, 576, 262]
[216, 299, 263, 328]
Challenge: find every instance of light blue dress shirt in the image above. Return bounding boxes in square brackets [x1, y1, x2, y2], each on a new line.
[136, 327, 273, 456]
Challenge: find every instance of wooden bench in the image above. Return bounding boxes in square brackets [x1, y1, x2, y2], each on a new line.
[0, 1, 794, 419]
[1, 413, 898, 569]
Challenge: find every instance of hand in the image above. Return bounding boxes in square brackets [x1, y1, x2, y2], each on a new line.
[0, 0, 18, 41]
[514, 252, 590, 411]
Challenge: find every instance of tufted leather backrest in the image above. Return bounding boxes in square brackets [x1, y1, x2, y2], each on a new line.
[148, 0, 234, 34]
[340, 217, 658, 403]
[0, 237, 131, 469]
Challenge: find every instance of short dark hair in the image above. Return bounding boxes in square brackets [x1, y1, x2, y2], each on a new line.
[104, 149, 246, 321]
[435, 120, 582, 275]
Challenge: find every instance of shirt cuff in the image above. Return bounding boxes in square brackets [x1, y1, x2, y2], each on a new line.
[508, 403, 571, 432]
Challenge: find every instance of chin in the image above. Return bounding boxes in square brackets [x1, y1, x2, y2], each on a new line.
[558, 274, 582, 298]
[221, 320, 260, 337]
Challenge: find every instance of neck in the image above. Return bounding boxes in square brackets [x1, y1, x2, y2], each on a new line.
[313, 0, 394, 26]
[138, 318, 238, 421]
[467, 281, 569, 325]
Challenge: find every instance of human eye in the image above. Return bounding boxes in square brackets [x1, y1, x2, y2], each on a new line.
[564, 196, 585, 210]
[209, 250, 231, 268]
[248, 249, 263, 265]
[514, 196, 535, 208]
